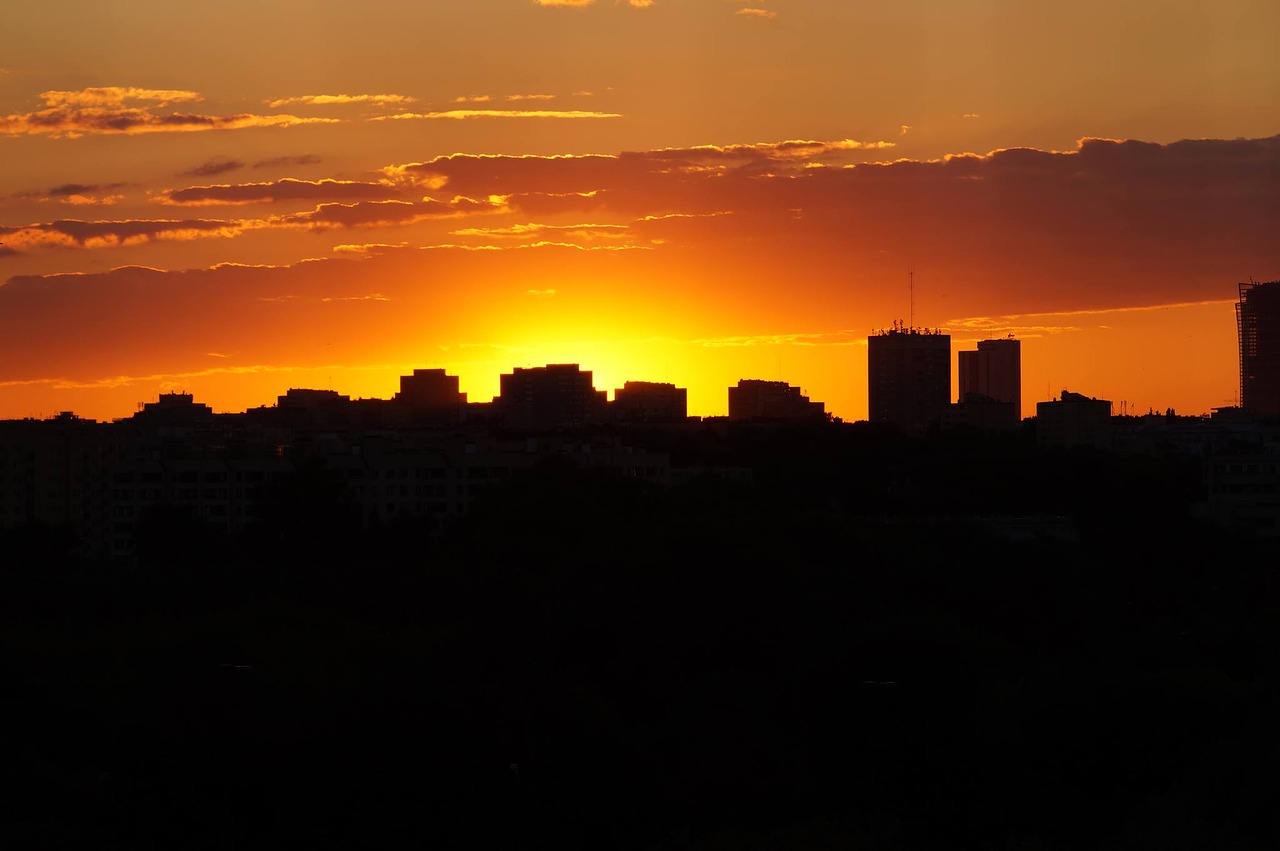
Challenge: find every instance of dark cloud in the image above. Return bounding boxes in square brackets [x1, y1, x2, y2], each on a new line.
[1, 105, 337, 138]
[178, 157, 245, 178]
[159, 178, 402, 206]
[0, 218, 243, 249]
[385, 134, 1280, 312]
[254, 154, 323, 169]
[50, 183, 100, 196]
[280, 196, 506, 229]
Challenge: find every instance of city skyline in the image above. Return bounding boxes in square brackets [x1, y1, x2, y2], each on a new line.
[0, 309, 1265, 425]
[1, 2, 1277, 422]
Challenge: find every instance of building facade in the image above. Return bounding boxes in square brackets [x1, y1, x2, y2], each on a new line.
[1237, 280, 1280, 417]
[958, 337, 1021, 421]
[1036, 390, 1112, 448]
[727, 380, 825, 421]
[868, 326, 951, 434]
[613, 381, 688, 423]
[496, 364, 609, 430]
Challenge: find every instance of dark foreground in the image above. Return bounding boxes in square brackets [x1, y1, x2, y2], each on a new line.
[3, 433, 1278, 849]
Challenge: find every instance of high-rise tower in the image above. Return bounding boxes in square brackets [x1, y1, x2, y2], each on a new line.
[1237, 280, 1280, 416]
[867, 324, 951, 434]
[958, 337, 1022, 421]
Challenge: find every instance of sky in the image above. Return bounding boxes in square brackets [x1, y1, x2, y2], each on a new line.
[1, 0, 1277, 421]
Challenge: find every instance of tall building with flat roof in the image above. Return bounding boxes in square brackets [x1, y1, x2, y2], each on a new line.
[957, 337, 1021, 427]
[867, 326, 951, 434]
[1237, 280, 1280, 417]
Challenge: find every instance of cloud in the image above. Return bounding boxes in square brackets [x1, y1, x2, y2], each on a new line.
[157, 178, 403, 206]
[372, 109, 620, 121]
[0, 87, 339, 138]
[332, 242, 410, 255]
[0, 217, 245, 250]
[60, 193, 124, 206]
[376, 134, 1280, 313]
[49, 182, 127, 197]
[454, 95, 492, 103]
[253, 154, 323, 169]
[0, 193, 509, 253]
[506, 94, 556, 101]
[627, 0, 655, 7]
[178, 156, 245, 178]
[640, 138, 894, 162]
[39, 87, 202, 108]
[737, 7, 777, 19]
[278, 196, 508, 229]
[452, 222, 630, 241]
[533, 0, 594, 6]
[267, 93, 416, 109]
[384, 139, 894, 204]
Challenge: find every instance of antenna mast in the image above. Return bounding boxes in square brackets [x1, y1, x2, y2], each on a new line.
[908, 265, 915, 329]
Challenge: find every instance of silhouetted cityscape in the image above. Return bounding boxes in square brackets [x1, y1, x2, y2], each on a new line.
[4, 281, 1279, 560]
[5, 281, 1280, 850]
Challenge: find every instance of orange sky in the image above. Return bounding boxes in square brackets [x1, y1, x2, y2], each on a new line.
[1, 0, 1277, 421]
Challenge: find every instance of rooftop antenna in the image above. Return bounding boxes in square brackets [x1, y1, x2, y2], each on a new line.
[908, 263, 915, 330]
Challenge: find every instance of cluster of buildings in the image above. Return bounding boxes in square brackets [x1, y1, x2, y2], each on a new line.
[3, 280, 1280, 554]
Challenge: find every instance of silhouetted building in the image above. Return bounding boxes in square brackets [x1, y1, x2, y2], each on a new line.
[132, 392, 214, 426]
[943, 393, 1019, 431]
[1203, 451, 1280, 537]
[273, 389, 354, 431]
[958, 337, 1021, 424]
[613, 381, 688, 423]
[496, 364, 609, 430]
[868, 325, 951, 434]
[727, 379, 825, 421]
[0, 413, 122, 556]
[1036, 390, 1112, 448]
[393, 369, 466, 425]
[1237, 280, 1280, 417]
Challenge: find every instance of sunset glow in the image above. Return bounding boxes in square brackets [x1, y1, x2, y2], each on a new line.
[3, 1, 1277, 421]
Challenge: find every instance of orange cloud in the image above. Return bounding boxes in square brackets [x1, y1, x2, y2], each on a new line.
[0, 196, 508, 253]
[332, 242, 411, 255]
[0, 87, 338, 138]
[267, 93, 416, 108]
[277, 196, 508, 229]
[533, 0, 594, 6]
[157, 178, 403, 206]
[452, 222, 631, 241]
[506, 94, 556, 101]
[372, 109, 620, 120]
[61, 194, 124, 206]
[0, 218, 246, 250]
[737, 8, 777, 19]
[38, 87, 202, 107]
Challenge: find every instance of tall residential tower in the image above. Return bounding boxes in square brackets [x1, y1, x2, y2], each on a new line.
[957, 337, 1022, 425]
[867, 324, 951, 434]
[1237, 280, 1280, 417]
